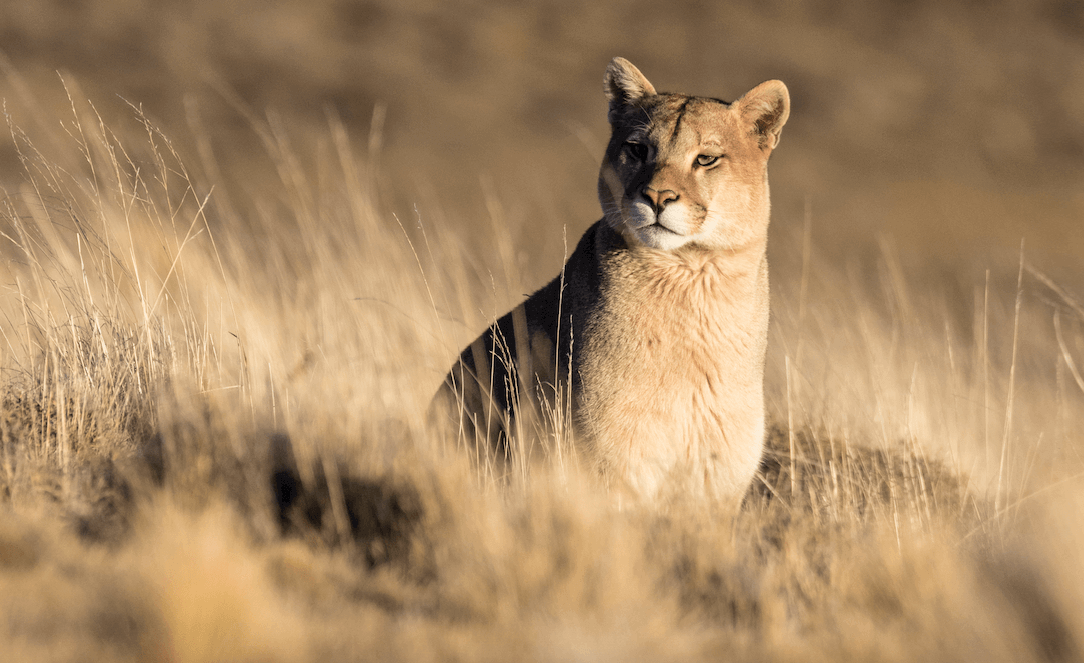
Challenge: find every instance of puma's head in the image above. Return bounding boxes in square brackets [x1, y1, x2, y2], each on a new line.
[598, 57, 789, 252]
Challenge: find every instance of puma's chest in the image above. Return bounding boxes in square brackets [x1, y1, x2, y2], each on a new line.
[579, 250, 769, 397]
[573, 250, 770, 499]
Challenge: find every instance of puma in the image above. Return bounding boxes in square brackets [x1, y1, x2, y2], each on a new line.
[435, 57, 789, 503]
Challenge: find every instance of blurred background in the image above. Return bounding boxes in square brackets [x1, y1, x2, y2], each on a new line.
[1, 0, 1082, 288]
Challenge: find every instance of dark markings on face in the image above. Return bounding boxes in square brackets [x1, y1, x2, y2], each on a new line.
[604, 94, 738, 208]
[668, 97, 692, 145]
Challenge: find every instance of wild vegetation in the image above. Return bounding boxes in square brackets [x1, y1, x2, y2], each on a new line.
[1, 1, 1084, 659]
[0, 80, 1082, 662]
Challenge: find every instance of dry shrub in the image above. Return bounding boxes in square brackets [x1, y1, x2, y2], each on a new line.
[0, 84, 1081, 662]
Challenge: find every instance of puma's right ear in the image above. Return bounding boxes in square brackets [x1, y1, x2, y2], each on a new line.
[736, 80, 790, 151]
[604, 57, 656, 121]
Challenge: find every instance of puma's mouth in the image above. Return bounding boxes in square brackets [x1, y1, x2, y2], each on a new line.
[620, 203, 692, 247]
[641, 218, 688, 240]
[624, 210, 681, 234]
[650, 221, 681, 235]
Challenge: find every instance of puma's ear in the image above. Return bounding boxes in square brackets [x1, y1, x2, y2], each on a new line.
[604, 57, 656, 121]
[736, 80, 790, 150]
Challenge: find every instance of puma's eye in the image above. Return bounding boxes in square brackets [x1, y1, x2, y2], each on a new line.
[624, 142, 649, 161]
[696, 154, 721, 167]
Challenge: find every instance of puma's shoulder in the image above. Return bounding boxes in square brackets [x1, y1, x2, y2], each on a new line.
[432, 222, 602, 455]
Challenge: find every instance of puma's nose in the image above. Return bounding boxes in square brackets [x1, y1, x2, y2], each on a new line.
[641, 186, 679, 212]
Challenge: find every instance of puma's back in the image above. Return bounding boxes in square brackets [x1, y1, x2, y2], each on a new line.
[435, 58, 789, 504]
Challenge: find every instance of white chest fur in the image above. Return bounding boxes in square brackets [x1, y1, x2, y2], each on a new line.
[577, 246, 769, 503]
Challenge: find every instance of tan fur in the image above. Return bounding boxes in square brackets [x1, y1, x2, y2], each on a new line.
[580, 242, 770, 501]
[436, 58, 789, 504]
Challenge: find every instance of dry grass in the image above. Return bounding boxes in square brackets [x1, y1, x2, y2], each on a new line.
[1, 81, 1083, 663]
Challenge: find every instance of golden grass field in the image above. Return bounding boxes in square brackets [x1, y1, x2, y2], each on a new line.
[2, 1, 1084, 661]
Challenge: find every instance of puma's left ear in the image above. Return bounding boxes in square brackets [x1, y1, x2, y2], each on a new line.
[736, 80, 790, 150]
